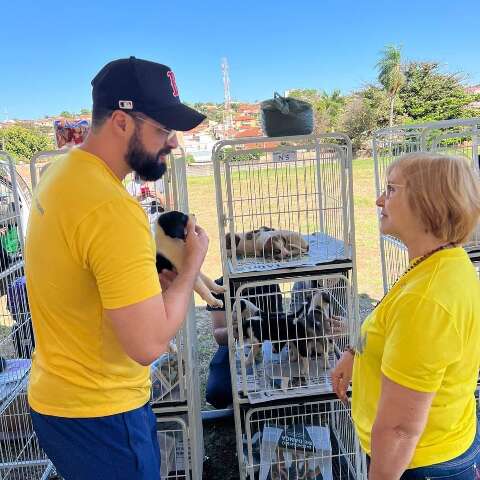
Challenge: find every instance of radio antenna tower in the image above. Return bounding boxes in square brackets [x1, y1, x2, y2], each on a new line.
[221, 57, 234, 138]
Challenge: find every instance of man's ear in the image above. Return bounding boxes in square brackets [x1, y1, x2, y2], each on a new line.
[111, 110, 133, 138]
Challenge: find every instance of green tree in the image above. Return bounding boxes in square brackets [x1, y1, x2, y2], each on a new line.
[321, 90, 346, 131]
[0, 125, 54, 162]
[398, 62, 477, 121]
[80, 108, 91, 115]
[59, 111, 75, 118]
[340, 86, 391, 154]
[376, 45, 405, 127]
[288, 89, 346, 133]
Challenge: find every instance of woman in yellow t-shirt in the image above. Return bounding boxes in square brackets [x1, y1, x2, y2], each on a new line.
[332, 152, 480, 480]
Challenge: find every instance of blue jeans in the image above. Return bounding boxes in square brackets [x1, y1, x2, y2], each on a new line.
[205, 345, 232, 409]
[368, 421, 480, 479]
[30, 403, 160, 480]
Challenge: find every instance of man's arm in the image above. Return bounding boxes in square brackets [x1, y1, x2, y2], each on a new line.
[105, 220, 208, 366]
[369, 375, 434, 480]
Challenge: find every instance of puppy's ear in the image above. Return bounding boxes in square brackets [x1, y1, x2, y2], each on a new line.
[240, 299, 247, 312]
[263, 237, 273, 257]
[225, 233, 240, 250]
[321, 292, 331, 305]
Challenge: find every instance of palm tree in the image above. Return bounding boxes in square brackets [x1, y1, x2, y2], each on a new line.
[321, 90, 345, 131]
[376, 45, 405, 127]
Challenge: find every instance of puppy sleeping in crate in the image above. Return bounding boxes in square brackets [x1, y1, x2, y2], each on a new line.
[154, 210, 226, 308]
[225, 226, 309, 260]
[232, 290, 334, 376]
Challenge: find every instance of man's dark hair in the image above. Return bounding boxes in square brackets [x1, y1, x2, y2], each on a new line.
[91, 107, 114, 131]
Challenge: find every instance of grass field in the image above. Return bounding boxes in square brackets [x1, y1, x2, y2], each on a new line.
[187, 157, 384, 303]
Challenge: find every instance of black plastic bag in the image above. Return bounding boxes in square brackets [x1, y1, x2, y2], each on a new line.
[260, 92, 314, 137]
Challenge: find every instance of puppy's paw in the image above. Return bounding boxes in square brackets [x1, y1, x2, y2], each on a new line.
[211, 283, 227, 294]
[209, 298, 224, 309]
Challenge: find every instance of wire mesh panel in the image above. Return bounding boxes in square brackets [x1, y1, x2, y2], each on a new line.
[225, 273, 358, 403]
[0, 153, 53, 479]
[380, 236, 408, 293]
[241, 399, 365, 480]
[373, 118, 480, 292]
[122, 148, 191, 405]
[213, 134, 355, 276]
[156, 415, 190, 480]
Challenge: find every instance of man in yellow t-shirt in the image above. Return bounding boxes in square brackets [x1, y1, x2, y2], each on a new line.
[26, 57, 207, 480]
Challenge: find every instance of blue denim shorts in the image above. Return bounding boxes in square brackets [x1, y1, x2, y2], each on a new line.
[367, 421, 480, 480]
[30, 403, 160, 480]
[400, 421, 480, 480]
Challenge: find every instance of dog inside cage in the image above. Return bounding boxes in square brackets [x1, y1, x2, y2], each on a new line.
[215, 137, 354, 273]
[230, 274, 352, 401]
[242, 400, 364, 480]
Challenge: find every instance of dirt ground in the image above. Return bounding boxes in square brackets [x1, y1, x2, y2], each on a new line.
[198, 294, 377, 480]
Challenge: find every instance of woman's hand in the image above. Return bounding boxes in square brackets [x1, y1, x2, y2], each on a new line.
[331, 350, 355, 405]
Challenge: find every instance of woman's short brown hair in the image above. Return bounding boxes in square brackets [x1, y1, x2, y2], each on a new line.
[387, 152, 480, 244]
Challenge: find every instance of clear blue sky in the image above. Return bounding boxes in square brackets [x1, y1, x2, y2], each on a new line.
[2, 0, 479, 120]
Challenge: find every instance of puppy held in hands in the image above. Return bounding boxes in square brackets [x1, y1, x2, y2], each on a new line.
[155, 211, 226, 308]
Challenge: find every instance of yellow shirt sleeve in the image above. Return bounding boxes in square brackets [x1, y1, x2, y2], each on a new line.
[73, 198, 161, 309]
[381, 293, 462, 392]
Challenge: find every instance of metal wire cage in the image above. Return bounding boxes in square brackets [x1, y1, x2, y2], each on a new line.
[156, 415, 191, 480]
[373, 118, 480, 292]
[123, 149, 190, 405]
[213, 134, 356, 277]
[224, 273, 358, 403]
[240, 398, 366, 480]
[0, 152, 54, 479]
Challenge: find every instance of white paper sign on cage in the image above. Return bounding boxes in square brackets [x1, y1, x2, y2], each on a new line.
[272, 150, 297, 163]
[259, 424, 333, 480]
[157, 431, 186, 478]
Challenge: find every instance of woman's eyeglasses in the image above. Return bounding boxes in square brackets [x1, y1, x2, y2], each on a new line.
[383, 181, 406, 199]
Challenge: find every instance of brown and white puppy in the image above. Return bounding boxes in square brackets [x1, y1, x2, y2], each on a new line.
[155, 211, 226, 308]
[226, 227, 309, 260]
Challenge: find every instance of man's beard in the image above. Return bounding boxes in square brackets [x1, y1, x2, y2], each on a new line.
[126, 126, 169, 181]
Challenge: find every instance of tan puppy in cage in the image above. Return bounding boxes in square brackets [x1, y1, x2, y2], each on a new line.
[225, 226, 309, 260]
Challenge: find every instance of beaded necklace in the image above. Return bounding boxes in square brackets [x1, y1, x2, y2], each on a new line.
[374, 242, 456, 310]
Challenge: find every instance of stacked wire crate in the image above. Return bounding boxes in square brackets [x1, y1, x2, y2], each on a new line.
[0, 151, 54, 479]
[213, 134, 366, 480]
[27, 148, 203, 480]
[372, 118, 480, 393]
[373, 118, 480, 292]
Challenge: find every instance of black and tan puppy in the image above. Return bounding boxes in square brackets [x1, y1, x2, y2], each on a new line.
[155, 211, 226, 308]
[232, 291, 333, 373]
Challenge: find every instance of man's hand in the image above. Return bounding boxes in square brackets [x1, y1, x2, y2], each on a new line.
[184, 218, 209, 273]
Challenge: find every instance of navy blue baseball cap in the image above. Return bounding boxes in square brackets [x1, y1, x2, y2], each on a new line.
[91, 56, 206, 131]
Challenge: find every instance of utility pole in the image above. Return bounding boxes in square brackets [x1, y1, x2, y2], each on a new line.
[221, 57, 234, 139]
